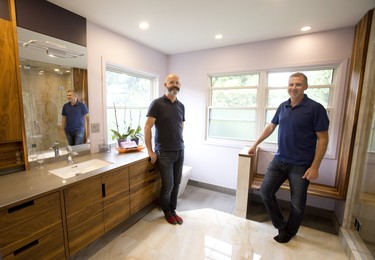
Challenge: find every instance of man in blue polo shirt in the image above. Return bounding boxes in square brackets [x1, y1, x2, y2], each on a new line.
[62, 90, 89, 146]
[144, 73, 185, 225]
[248, 72, 329, 243]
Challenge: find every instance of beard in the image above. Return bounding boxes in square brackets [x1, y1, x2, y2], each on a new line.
[167, 87, 180, 96]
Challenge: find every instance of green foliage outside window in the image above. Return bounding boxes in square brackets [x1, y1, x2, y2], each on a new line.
[106, 68, 153, 144]
[208, 68, 335, 143]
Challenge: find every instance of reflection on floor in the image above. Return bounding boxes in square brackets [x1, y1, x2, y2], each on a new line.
[70, 185, 347, 259]
[246, 196, 338, 235]
[180, 184, 338, 235]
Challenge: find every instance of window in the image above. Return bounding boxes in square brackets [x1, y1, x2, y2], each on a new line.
[105, 64, 155, 144]
[265, 69, 334, 143]
[207, 67, 337, 149]
[208, 74, 260, 141]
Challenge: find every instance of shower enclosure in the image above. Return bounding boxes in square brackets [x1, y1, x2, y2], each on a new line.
[20, 59, 72, 156]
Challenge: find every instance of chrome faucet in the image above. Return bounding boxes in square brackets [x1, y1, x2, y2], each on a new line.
[66, 145, 75, 164]
[52, 141, 59, 157]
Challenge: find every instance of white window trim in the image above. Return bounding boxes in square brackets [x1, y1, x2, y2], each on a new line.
[101, 58, 158, 145]
[204, 59, 350, 160]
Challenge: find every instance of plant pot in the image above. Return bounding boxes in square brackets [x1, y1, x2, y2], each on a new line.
[131, 137, 139, 145]
[117, 138, 126, 147]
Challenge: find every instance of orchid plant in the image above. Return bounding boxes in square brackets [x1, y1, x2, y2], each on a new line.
[111, 103, 143, 143]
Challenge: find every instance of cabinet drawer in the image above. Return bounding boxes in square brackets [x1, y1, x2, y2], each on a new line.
[0, 192, 62, 256]
[129, 159, 157, 179]
[3, 228, 65, 260]
[129, 160, 159, 191]
[130, 178, 161, 214]
[130, 172, 160, 193]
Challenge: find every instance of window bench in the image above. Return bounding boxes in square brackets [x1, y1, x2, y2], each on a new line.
[234, 147, 342, 218]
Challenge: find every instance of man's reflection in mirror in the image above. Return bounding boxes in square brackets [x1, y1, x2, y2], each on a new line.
[62, 90, 89, 145]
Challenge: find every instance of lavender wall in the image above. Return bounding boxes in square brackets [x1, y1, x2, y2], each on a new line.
[86, 22, 168, 154]
[169, 27, 355, 209]
[86, 23, 355, 209]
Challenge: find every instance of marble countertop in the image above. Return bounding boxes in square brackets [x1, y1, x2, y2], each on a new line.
[0, 150, 150, 210]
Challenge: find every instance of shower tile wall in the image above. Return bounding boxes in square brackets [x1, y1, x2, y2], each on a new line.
[20, 62, 73, 152]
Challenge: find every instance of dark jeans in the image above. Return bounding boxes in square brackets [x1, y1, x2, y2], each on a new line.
[156, 149, 184, 213]
[65, 130, 84, 146]
[259, 156, 310, 236]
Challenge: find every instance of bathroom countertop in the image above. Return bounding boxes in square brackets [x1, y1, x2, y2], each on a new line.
[0, 150, 150, 210]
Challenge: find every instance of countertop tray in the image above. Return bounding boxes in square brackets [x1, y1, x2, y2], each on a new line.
[116, 145, 145, 153]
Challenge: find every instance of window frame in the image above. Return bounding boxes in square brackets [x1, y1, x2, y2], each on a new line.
[205, 60, 349, 159]
[207, 72, 260, 143]
[102, 61, 157, 145]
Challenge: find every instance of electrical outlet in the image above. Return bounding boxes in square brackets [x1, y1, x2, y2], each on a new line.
[354, 218, 361, 231]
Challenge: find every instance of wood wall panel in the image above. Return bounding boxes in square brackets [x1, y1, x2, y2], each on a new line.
[0, 0, 27, 173]
[0, 18, 22, 142]
[336, 10, 373, 198]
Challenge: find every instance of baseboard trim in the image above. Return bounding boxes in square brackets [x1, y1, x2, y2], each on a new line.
[187, 180, 236, 196]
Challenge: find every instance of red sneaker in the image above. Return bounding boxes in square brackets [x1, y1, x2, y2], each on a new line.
[172, 211, 183, 224]
[164, 212, 177, 225]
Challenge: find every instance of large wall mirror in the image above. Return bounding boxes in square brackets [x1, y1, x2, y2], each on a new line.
[17, 27, 89, 161]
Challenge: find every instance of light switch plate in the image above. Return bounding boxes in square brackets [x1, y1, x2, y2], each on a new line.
[91, 123, 100, 133]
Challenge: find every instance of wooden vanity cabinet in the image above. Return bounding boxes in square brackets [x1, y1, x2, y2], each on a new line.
[102, 166, 130, 232]
[63, 166, 130, 256]
[129, 159, 161, 214]
[63, 176, 104, 256]
[0, 158, 159, 258]
[0, 192, 64, 259]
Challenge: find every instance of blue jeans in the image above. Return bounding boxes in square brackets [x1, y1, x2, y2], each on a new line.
[259, 156, 310, 236]
[156, 149, 184, 213]
[65, 130, 84, 146]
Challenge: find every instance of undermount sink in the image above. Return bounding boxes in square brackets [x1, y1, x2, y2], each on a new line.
[49, 159, 112, 179]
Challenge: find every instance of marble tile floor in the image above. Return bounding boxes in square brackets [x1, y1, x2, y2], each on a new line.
[180, 184, 337, 236]
[71, 207, 347, 260]
[70, 185, 348, 260]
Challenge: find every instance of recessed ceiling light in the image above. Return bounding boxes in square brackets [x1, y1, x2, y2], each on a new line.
[301, 26, 311, 32]
[139, 22, 149, 30]
[215, 34, 223, 39]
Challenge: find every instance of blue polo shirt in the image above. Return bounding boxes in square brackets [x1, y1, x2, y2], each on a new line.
[272, 94, 329, 165]
[146, 95, 185, 151]
[62, 101, 89, 132]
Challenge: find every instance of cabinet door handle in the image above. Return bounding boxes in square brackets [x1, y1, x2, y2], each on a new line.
[102, 183, 106, 197]
[14, 239, 39, 256]
[8, 200, 34, 213]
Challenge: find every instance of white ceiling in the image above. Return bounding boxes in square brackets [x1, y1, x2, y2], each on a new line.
[47, 0, 375, 55]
